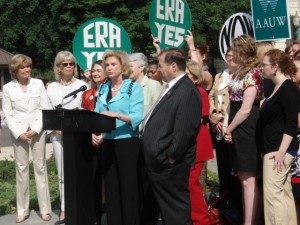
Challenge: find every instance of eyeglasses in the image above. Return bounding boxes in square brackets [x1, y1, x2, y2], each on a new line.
[294, 56, 300, 61]
[91, 69, 103, 73]
[61, 62, 75, 67]
[261, 63, 272, 68]
[226, 54, 234, 59]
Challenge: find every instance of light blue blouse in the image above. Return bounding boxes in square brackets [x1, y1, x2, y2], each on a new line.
[94, 79, 144, 139]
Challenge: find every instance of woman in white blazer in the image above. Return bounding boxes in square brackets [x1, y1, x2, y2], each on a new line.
[2, 54, 51, 223]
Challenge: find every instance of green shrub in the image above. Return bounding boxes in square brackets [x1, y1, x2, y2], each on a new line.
[0, 155, 60, 215]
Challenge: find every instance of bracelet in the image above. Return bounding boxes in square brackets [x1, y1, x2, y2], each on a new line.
[118, 114, 122, 120]
[190, 48, 197, 51]
[222, 126, 227, 128]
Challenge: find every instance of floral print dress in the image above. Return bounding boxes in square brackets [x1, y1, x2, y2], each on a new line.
[227, 67, 263, 173]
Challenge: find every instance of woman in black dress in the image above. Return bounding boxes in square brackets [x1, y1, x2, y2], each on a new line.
[223, 35, 263, 225]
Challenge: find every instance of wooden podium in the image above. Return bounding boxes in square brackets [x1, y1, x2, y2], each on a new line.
[43, 109, 116, 225]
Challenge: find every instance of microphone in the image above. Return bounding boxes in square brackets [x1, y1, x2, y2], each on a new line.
[63, 85, 87, 99]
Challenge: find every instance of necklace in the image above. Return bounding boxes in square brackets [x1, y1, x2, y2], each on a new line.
[111, 81, 123, 92]
[60, 77, 75, 86]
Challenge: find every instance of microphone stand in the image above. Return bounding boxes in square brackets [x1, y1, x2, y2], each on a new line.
[55, 95, 77, 110]
[53, 93, 77, 224]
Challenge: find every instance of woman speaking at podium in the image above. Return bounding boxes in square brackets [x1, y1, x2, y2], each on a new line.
[94, 50, 144, 225]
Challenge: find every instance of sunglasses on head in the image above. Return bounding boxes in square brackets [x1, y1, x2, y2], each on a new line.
[61, 62, 75, 67]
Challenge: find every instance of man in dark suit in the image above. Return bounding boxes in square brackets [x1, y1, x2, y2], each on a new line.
[142, 48, 202, 225]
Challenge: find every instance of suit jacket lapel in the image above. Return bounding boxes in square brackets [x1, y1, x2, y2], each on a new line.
[10, 80, 27, 101]
[149, 75, 187, 118]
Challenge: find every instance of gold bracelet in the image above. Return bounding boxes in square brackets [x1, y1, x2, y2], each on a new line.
[118, 114, 122, 120]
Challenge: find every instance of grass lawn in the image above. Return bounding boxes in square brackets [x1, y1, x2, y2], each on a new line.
[0, 155, 219, 215]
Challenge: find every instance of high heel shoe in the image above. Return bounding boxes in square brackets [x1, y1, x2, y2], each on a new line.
[16, 215, 29, 223]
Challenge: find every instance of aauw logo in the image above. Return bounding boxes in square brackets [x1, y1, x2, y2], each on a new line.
[219, 13, 254, 61]
[259, 0, 279, 12]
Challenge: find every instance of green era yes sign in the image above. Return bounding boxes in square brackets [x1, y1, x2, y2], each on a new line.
[73, 18, 131, 70]
[149, 0, 192, 49]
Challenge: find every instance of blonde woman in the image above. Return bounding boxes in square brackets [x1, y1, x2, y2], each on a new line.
[94, 50, 144, 225]
[47, 51, 87, 225]
[3, 54, 51, 223]
[186, 60, 214, 225]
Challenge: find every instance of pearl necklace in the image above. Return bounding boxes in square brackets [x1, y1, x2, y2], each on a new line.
[111, 81, 123, 92]
[60, 77, 75, 86]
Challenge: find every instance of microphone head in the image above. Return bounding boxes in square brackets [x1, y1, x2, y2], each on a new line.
[81, 85, 87, 91]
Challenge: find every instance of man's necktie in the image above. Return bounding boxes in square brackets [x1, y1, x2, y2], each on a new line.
[140, 83, 169, 133]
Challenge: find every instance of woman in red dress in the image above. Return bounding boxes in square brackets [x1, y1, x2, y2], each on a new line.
[186, 60, 214, 225]
[81, 60, 107, 225]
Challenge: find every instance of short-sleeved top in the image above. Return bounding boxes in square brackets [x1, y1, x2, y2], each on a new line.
[229, 68, 263, 102]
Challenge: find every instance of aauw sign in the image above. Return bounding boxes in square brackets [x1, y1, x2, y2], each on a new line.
[219, 13, 254, 61]
[73, 18, 131, 70]
[149, 0, 192, 49]
[251, 0, 291, 41]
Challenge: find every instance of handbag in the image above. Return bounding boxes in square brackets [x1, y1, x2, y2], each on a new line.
[206, 192, 227, 225]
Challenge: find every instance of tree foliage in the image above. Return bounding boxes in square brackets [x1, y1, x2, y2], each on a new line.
[0, 0, 251, 75]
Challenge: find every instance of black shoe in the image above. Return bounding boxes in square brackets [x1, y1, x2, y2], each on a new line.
[54, 219, 65, 225]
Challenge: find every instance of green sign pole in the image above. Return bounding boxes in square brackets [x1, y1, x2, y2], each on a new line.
[73, 18, 131, 70]
[149, 0, 192, 49]
[251, 0, 291, 41]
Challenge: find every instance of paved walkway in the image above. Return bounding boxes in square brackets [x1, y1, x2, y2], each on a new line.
[0, 210, 60, 225]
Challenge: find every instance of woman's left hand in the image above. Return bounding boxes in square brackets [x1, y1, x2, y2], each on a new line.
[224, 130, 233, 144]
[269, 151, 286, 172]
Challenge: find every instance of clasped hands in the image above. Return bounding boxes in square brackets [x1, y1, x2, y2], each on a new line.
[18, 129, 38, 142]
[92, 133, 103, 147]
[211, 113, 233, 143]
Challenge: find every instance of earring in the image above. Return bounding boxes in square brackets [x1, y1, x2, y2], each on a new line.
[272, 71, 276, 76]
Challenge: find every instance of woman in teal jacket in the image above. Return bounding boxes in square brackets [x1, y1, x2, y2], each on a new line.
[94, 50, 144, 225]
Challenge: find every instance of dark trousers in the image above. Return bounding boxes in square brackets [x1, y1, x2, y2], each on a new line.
[92, 145, 103, 224]
[102, 138, 140, 225]
[148, 162, 192, 225]
[139, 155, 159, 225]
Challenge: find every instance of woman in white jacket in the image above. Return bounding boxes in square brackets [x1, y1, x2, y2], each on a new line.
[3, 54, 51, 223]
